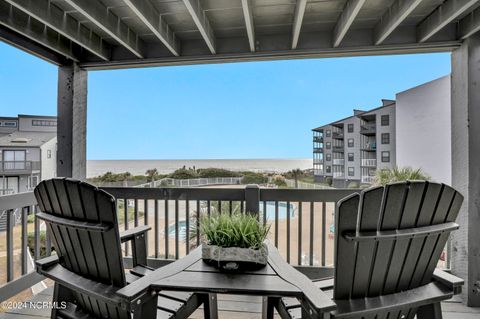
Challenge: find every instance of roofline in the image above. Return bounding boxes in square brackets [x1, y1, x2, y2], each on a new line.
[0, 117, 19, 120]
[18, 114, 57, 119]
[311, 100, 396, 131]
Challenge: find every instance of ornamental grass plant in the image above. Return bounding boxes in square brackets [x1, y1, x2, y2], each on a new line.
[200, 212, 270, 250]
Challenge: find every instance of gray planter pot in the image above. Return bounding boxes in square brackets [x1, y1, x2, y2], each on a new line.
[202, 244, 268, 271]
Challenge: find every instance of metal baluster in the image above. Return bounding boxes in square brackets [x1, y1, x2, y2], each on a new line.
[21, 207, 28, 275]
[144, 199, 149, 256]
[7, 209, 13, 282]
[298, 202, 302, 265]
[275, 201, 279, 247]
[186, 199, 190, 254]
[196, 200, 201, 246]
[134, 199, 139, 227]
[218, 201, 222, 214]
[175, 199, 179, 259]
[34, 205, 40, 260]
[263, 201, 267, 226]
[309, 202, 314, 266]
[155, 200, 159, 258]
[286, 201, 291, 263]
[322, 202, 326, 266]
[124, 198, 129, 256]
[165, 199, 169, 259]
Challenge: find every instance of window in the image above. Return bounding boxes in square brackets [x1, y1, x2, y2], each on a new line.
[47, 150, 52, 159]
[1, 121, 17, 127]
[347, 138, 354, 147]
[348, 167, 354, 177]
[326, 153, 331, 161]
[382, 151, 390, 162]
[381, 115, 389, 126]
[347, 123, 354, 133]
[326, 166, 331, 173]
[32, 119, 57, 127]
[326, 142, 331, 149]
[381, 133, 390, 144]
[326, 129, 331, 137]
[2, 150, 26, 169]
[348, 153, 354, 162]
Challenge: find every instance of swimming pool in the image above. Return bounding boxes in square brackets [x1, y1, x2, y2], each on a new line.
[259, 202, 296, 221]
[166, 202, 295, 239]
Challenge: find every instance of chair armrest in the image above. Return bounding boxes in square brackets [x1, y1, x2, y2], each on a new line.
[120, 225, 151, 267]
[120, 225, 151, 243]
[36, 263, 128, 307]
[332, 282, 453, 318]
[433, 269, 464, 294]
[36, 254, 60, 270]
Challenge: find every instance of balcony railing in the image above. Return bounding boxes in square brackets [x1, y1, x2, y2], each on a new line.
[332, 132, 344, 139]
[0, 161, 40, 173]
[333, 159, 344, 165]
[333, 172, 344, 178]
[360, 123, 376, 135]
[313, 136, 323, 143]
[0, 186, 359, 302]
[332, 146, 344, 152]
[313, 147, 323, 153]
[361, 143, 376, 151]
[361, 159, 377, 167]
[361, 176, 376, 183]
[313, 158, 323, 165]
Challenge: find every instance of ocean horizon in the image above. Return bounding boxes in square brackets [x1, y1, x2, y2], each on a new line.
[87, 158, 312, 178]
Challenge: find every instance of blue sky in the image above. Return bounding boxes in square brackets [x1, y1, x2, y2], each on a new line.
[0, 42, 451, 160]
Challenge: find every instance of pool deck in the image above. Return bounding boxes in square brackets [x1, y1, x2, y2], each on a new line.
[1, 287, 479, 319]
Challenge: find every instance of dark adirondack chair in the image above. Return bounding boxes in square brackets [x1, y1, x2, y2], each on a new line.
[34, 178, 215, 319]
[276, 181, 464, 319]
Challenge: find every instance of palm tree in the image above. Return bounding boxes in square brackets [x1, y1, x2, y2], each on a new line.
[288, 168, 303, 188]
[374, 166, 430, 186]
[145, 168, 159, 182]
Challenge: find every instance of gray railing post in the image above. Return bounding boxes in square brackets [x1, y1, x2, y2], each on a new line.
[6, 209, 14, 282]
[245, 184, 260, 216]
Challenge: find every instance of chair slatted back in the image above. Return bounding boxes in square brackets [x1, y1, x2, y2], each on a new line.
[35, 178, 129, 319]
[333, 181, 463, 317]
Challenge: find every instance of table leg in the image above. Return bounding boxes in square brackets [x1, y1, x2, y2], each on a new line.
[262, 296, 277, 319]
[203, 293, 218, 319]
[132, 294, 158, 319]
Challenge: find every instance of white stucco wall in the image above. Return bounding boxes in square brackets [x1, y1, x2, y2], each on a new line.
[40, 137, 57, 180]
[396, 76, 451, 184]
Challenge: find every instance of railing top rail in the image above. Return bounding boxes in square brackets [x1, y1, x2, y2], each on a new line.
[0, 191, 36, 211]
[260, 188, 359, 202]
[101, 186, 246, 201]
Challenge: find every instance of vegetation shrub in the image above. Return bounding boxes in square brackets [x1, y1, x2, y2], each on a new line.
[374, 166, 430, 186]
[197, 168, 239, 178]
[241, 172, 268, 185]
[200, 212, 270, 249]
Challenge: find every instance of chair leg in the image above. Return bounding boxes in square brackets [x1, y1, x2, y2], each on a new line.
[132, 294, 158, 319]
[262, 297, 277, 319]
[203, 293, 218, 319]
[417, 302, 443, 319]
[51, 283, 74, 319]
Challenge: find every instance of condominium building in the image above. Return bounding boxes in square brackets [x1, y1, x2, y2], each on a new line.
[313, 100, 396, 188]
[0, 115, 57, 194]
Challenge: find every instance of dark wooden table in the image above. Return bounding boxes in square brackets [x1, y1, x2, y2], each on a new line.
[131, 242, 335, 318]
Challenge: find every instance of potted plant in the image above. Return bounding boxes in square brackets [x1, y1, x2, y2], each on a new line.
[200, 212, 270, 271]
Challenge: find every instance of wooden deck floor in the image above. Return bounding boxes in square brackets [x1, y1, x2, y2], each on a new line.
[1, 287, 479, 319]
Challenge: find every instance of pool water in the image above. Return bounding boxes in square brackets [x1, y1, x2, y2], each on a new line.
[166, 202, 296, 239]
[259, 202, 296, 221]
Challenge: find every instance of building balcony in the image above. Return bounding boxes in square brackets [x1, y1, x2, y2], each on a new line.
[332, 132, 344, 139]
[313, 147, 324, 153]
[361, 143, 376, 151]
[332, 146, 344, 153]
[0, 161, 40, 174]
[313, 136, 323, 143]
[360, 123, 376, 135]
[313, 158, 324, 165]
[333, 171, 345, 178]
[361, 159, 377, 167]
[361, 176, 376, 184]
[333, 159, 345, 166]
